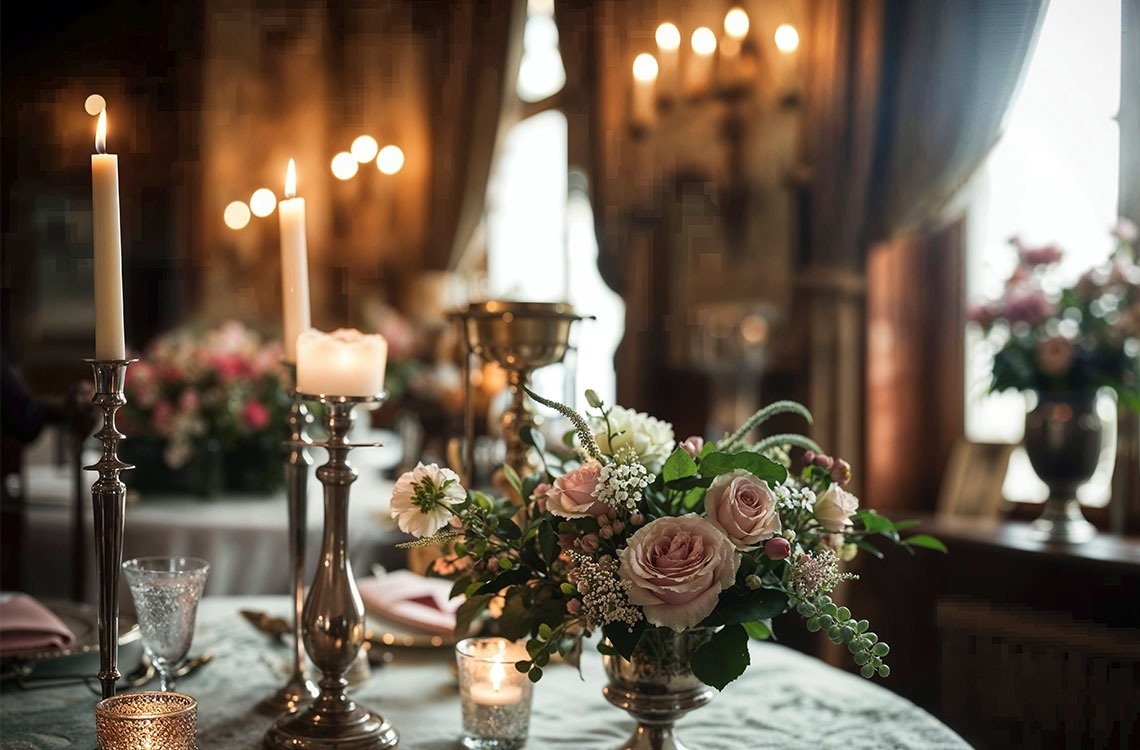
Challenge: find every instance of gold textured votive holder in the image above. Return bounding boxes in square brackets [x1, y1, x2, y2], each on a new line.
[95, 691, 197, 750]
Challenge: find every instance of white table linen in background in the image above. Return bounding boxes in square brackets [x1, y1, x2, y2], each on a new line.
[18, 436, 408, 604]
[0, 595, 974, 749]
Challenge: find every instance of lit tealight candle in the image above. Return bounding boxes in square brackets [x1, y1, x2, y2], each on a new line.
[278, 159, 312, 363]
[91, 109, 126, 360]
[295, 328, 388, 397]
[469, 658, 524, 706]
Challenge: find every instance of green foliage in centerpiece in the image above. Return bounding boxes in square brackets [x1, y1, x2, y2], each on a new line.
[121, 320, 291, 496]
[390, 390, 944, 690]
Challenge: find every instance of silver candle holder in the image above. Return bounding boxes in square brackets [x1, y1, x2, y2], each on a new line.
[265, 392, 399, 750]
[258, 364, 320, 715]
[84, 358, 136, 700]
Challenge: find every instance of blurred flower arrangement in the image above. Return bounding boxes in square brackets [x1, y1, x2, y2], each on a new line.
[390, 391, 944, 690]
[121, 320, 291, 495]
[967, 220, 1140, 411]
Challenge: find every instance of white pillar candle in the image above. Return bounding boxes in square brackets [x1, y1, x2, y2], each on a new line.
[278, 159, 312, 363]
[655, 22, 681, 99]
[296, 328, 388, 397]
[685, 27, 717, 97]
[92, 109, 126, 360]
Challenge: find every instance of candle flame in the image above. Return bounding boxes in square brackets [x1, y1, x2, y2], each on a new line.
[490, 660, 505, 691]
[95, 110, 108, 154]
[285, 159, 297, 199]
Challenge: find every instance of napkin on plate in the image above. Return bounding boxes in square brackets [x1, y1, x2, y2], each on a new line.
[358, 570, 462, 637]
[0, 592, 78, 654]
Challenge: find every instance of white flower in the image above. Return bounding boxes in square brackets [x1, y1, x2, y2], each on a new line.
[390, 462, 466, 537]
[593, 406, 675, 469]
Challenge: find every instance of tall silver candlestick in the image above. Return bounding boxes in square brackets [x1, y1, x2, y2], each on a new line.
[258, 365, 320, 715]
[84, 358, 135, 700]
[265, 393, 398, 750]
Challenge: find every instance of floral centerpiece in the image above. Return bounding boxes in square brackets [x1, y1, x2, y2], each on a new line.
[389, 390, 944, 695]
[122, 320, 291, 495]
[967, 220, 1140, 411]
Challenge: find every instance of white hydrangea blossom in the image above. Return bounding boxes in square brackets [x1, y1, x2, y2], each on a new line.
[593, 406, 675, 469]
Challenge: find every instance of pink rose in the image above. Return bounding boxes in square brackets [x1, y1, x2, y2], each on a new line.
[680, 436, 705, 459]
[546, 462, 608, 518]
[704, 469, 781, 550]
[241, 400, 270, 430]
[619, 515, 739, 631]
[814, 484, 860, 532]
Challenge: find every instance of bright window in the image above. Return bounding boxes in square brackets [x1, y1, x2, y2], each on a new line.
[964, 0, 1122, 504]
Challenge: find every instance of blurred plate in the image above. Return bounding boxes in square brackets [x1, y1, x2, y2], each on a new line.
[364, 612, 456, 650]
[0, 599, 141, 681]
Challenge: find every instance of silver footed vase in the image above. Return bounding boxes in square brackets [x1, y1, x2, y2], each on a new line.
[602, 628, 715, 750]
[1023, 391, 1102, 544]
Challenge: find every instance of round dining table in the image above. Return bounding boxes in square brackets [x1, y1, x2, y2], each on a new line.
[0, 594, 974, 749]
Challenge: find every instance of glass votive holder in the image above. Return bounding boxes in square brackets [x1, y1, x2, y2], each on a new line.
[95, 691, 197, 750]
[455, 637, 533, 750]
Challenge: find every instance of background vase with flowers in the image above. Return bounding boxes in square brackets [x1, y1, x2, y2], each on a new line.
[968, 220, 1140, 542]
[121, 320, 291, 497]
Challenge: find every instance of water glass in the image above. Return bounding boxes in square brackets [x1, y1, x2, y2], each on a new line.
[455, 637, 533, 750]
[122, 556, 210, 692]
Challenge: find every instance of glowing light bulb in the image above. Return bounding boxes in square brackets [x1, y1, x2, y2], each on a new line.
[250, 188, 277, 217]
[351, 135, 379, 163]
[223, 201, 251, 230]
[331, 151, 359, 180]
[691, 27, 717, 56]
[724, 8, 750, 39]
[632, 53, 659, 82]
[774, 24, 800, 53]
[84, 94, 106, 116]
[376, 145, 405, 175]
[655, 22, 680, 51]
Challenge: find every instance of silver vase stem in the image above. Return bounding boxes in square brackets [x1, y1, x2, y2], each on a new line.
[84, 358, 135, 700]
[259, 366, 319, 715]
[265, 393, 398, 750]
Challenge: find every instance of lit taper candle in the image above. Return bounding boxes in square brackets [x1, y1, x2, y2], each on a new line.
[278, 159, 312, 363]
[92, 109, 126, 360]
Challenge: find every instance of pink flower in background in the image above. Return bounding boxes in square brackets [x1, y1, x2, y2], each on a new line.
[763, 536, 791, 560]
[151, 401, 174, 435]
[680, 436, 705, 459]
[241, 400, 270, 430]
[210, 353, 247, 382]
[1001, 287, 1055, 327]
[967, 303, 998, 329]
[1017, 243, 1063, 267]
[178, 388, 199, 415]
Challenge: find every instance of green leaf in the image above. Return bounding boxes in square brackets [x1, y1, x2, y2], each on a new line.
[665, 475, 715, 491]
[904, 534, 948, 553]
[700, 588, 789, 627]
[699, 452, 787, 484]
[520, 425, 546, 454]
[662, 446, 698, 483]
[682, 487, 705, 510]
[501, 463, 524, 498]
[449, 574, 473, 601]
[602, 620, 648, 660]
[454, 594, 493, 638]
[853, 539, 884, 559]
[743, 620, 772, 640]
[854, 509, 896, 535]
[474, 568, 530, 595]
[691, 624, 750, 690]
[538, 522, 557, 563]
[495, 594, 532, 640]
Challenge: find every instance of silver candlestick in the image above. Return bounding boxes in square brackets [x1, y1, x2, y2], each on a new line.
[258, 365, 320, 716]
[84, 358, 136, 700]
[265, 393, 399, 750]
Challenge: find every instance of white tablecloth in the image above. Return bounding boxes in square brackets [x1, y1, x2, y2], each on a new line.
[17, 440, 409, 604]
[0, 595, 974, 749]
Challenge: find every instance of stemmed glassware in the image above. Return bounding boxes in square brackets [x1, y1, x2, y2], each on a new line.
[121, 557, 210, 692]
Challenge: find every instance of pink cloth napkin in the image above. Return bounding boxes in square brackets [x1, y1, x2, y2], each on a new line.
[358, 570, 462, 637]
[0, 593, 77, 654]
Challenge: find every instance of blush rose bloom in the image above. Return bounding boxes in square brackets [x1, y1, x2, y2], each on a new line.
[813, 484, 860, 532]
[390, 462, 466, 537]
[704, 469, 781, 550]
[545, 461, 608, 518]
[619, 515, 739, 632]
